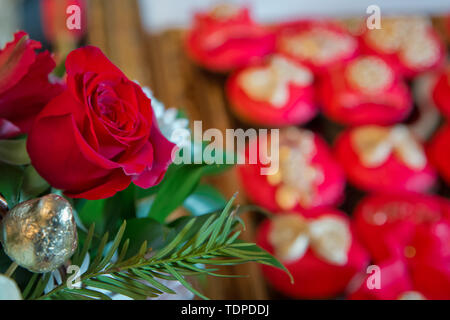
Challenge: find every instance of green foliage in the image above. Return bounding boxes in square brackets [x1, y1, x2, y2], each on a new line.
[75, 186, 136, 235]
[148, 143, 233, 223]
[23, 195, 289, 300]
[0, 131, 282, 300]
[0, 163, 23, 206]
[183, 184, 227, 216]
[0, 162, 50, 208]
[0, 138, 30, 166]
[21, 166, 50, 200]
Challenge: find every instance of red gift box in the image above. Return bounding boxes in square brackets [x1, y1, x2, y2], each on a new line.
[353, 193, 445, 263]
[276, 20, 358, 75]
[320, 55, 412, 126]
[360, 17, 445, 78]
[431, 67, 450, 119]
[428, 125, 450, 185]
[226, 55, 317, 126]
[185, 4, 276, 73]
[257, 209, 369, 299]
[238, 127, 346, 214]
[334, 125, 437, 193]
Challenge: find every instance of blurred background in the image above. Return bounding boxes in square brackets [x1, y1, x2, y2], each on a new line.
[3, 0, 450, 46]
[1, 0, 450, 300]
[137, 0, 450, 31]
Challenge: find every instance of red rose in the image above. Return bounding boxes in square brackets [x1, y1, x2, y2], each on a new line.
[27, 46, 176, 200]
[0, 31, 64, 133]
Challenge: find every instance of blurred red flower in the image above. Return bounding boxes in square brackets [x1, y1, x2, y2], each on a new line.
[0, 31, 64, 134]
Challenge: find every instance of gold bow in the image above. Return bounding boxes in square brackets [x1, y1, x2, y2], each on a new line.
[365, 17, 439, 69]
[269, 214, 351, 266]
[237, 56, 313, 107]
[351, 125, 427, 170]
[266, 128, 323, 210]
[346, 56, 394, 93]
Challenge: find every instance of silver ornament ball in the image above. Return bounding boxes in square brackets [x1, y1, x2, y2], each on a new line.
[0, 194, 78, 273]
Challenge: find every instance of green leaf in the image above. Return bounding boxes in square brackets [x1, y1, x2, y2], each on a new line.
[120, 218, 167, 258]
[0, 163, 23, 206]
[0, 138, 30, 166]
[148, 140, 233, 222]
[148, 164, 204, 222]
[77, 199, 105, 233]
[183, 184, 227, 216]
[21, 166, 50, 200]
[103, 185, 136, 234]
[135, 184, 160, 199]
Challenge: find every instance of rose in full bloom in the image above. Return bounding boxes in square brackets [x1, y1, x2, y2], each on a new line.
[27, 46, 176, 199]
[0, 31, 64, 133]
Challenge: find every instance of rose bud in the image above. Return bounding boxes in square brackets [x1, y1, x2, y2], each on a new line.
[334, 125, 436, 193]
[0, 31, 64, 133]
[348, 259, 427, 300]
[226, 55, 317, 126]
[257, 210, 369, 299]
[427, 125, 450, 186]
[320, 55, 412, 126]
[185, 4, 276, 73]
[238, 127, 346, 214]
[276, 20, 358, 75]
[360, 17, 445, 78]
[353, 193, 445, 263]
[431, 66, 450, 119]
[27, 46, 176, 200]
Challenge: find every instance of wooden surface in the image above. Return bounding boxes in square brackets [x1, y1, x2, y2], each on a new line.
[87, 0, 270, 299]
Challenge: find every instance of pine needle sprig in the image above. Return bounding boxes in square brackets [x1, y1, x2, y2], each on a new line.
[24, 195, 289, 300]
